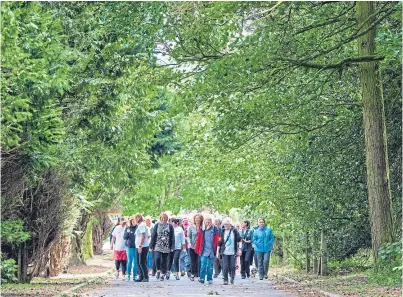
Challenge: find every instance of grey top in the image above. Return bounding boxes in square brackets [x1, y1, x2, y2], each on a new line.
[202, 227, 215, 258]
[188, 225, 199, 249]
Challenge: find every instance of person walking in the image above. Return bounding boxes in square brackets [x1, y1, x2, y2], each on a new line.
[145, 216, 155, 276]
[194, 215, 220, 284]
[111, 217, 128, 280]
[253, 218, 275, 280]
[213, 218, 222, 278]
[240, 220, 253, 279]
[188, 213, 203, 281]
[150, 212, 175, 281]
[134, 214, 150, 282]
[217, 217, 241, 285]
[171, 218, 186, 280]
[123, 216, 138, 281]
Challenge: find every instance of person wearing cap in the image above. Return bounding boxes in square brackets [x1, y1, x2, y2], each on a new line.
[111, 216, 128, 280]
[253, 218, 275, 280]
[123, 216, 138, 281]
[217, 217, 241, 285]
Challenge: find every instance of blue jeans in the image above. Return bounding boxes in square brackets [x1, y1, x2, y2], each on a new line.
[200, 256, 215, 281]
[126, 247, 138, 278]
[256, 252, 271, 279]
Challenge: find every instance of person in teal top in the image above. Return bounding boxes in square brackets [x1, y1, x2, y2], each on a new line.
[252, 218, 275, 280]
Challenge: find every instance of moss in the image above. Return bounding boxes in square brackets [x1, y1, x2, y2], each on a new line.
[83, 221, 94, 260]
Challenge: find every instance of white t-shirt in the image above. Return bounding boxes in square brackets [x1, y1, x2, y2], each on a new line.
[135, 222, 150, 248]
[223, 229, 235, 255]
[112, 225, 126, 251]
[174, 226, 185, 250]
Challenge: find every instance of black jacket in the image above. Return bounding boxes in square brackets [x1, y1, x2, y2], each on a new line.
[123, 225, 138, 248]
[218, 226, 241, 255]
[149, 223, 175, 251]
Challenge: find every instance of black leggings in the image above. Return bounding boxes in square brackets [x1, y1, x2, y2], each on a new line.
[137, 247, 149, 279]
[154, 251, 169, 274]
[240, 250, 252, 277]
[189, 248, 200, 277]
[115, 260, 127, 275]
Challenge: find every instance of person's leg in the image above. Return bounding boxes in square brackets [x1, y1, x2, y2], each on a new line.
[152, 251, 157, 275]
[254, 250, 258, 268]
[166, 251, 174, 278]
[263, 252, 271, 278]
[199, 256, 207, 282]
[240, 251, 246, 278]
[229, 255, 236, 283]
[257, 252, 264, 279]
[140, 247, 149, 280]
[155, 251, 161, 271]
[213, 257, 220, 277]
[115, 260, 120, 278]
[121, 260, 127, 276]
[161, 252, 168, 275]
[189, 248, 198, 277]
[174, 250, 181, 273]
[126, 248, 133, 280]
[206, 257, 215, 281]
[245, 250, 251, 278]
[222, 255, 229, 282]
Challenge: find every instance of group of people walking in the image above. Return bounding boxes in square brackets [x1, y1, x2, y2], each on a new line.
[110, 212, 275, 285]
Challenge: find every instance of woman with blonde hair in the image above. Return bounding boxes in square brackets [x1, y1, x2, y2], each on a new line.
[150, 212, 175, 281]
[188, 213, 203, 281]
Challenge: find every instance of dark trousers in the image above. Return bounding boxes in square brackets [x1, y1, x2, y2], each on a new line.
[137, 246, 149, 280]
[154, 251, 169, 274]
[172, 250, 181, 272]
[152, 251, 157, 274]
[189, 248, 200, 277]
[222, 254, 236, 281]
[167, 251, 174, 273]
[115, 260, 127, 275]
[240, 250, 252, 277]
[214, 256, 222, 276]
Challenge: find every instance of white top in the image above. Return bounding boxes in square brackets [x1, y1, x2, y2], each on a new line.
[174, 226, 185, 250]
[223, 229, 235, 255]
[135, 222, 150, 248]
[112, 225, 126, 251]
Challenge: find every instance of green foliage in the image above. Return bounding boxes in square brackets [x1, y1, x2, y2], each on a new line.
[1, 220, 30, 245]
[1, 256, 18, 283]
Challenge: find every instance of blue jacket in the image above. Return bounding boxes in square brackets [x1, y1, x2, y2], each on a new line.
[253, 226, 275, 252]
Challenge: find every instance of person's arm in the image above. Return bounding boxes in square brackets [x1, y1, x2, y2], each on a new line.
[110, 236, 116, 250]
[149, 223, 158, 251]
[181, 230, 186, 250]
[268, 229, 275, 251]
[170, 225, 175, 251]
[138, 226, 146, 253]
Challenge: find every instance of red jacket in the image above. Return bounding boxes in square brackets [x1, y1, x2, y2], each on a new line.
[194, 226, 221, 256]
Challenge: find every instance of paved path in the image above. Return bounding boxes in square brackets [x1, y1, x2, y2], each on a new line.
[87, 274, 298, 297]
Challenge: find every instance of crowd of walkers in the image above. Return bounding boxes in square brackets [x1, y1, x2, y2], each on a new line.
[109, 212, 275, 285]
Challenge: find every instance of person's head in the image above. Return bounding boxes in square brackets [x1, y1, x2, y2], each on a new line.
[234, 222, 241, 231]
[258, 218, 265, 228]
[171, 218, 180, 227]
[152, 219, 157, 224]
[145, 216, 152, 227]
[116, 217, 121, 226]
[120, 216, 127, 226]
[214, 218, 221, 228]
[134, 213, 144, 224]
[222, 217, 232, 230]
[242, 220, 250, 229]
[177, 217, 183, 227]
[160, 212, 169, 224]
[129, 216, 136, 226]
[204, 215, 212, 228]
[193, 213, 204, 226]
[182, 216, 189, 225]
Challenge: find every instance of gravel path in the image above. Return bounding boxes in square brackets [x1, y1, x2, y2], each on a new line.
[87, 274, 298, 297]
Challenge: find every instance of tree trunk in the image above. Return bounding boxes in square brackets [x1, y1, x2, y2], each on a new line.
[320, 230, 327, 276]
[356, 1, 394, 262]
[312, 231, 318, 275]
[282, 235, 287, 266]
[305, 232, 310, 273]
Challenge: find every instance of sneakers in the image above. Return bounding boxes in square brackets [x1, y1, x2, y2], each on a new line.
[241, 276, 246, 279]
[160, 274, 165, 281]
[166, 271, 170, 280]
[208, 280, 213, 285]
[127, 275, 131, 281]
[175, 274, 180, 280]
[223, 280, 228, 285]
[198, 278, 205, 284]
[156, 271, 160, 280]
[134, 278, 143, 282]
[142, 278, 149, 282]
[230, 277, 234, 284]
[264, 276, 268, 279]
[181, 271, 186, 276]
[190, 275, 195, 281]
[213, 274, 218, 278]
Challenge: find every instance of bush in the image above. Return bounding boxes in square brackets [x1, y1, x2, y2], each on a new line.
[367, 242, 402, 286]
[1, 255, 18, 283]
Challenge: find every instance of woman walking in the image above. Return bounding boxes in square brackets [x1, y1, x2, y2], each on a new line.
[171, 218, 186, 280]
[217, 218, 241, 285]
[188, 213, 203, 281]
[134, 214, 150, 282]
[253, 218, 275, 280]
[150, 212, 175, 281]
[111, 217, 128, 280]
[194, 215, 221, 284]
[240, 220, 253, 279]
[123, 217, 138, 281]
